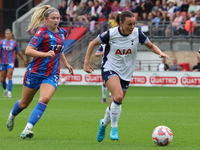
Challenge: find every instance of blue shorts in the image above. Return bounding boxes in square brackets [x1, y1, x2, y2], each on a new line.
[23, 71, 59, 89]
[0, 64, 14, 71]
[101, 69, 130, 91]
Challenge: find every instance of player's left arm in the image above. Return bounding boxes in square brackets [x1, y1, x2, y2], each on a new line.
[138, 29, 170, 59]
[145, 40, 170, 59]
[60, 52, 74, 75]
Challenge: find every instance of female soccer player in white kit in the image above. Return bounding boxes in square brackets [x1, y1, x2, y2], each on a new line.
[83, 10, 170, 142]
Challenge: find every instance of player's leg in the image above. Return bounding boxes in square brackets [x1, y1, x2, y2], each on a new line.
[0, 65, 8, 97]
[21, 75, 57, 139]
[101, 83, 107, 103]
[108, 92, 111, 97]
[6, 85, 38, 131]
[6, 68, 14, 97]
[105, 76, 125, 140]
[101, 93, 113, 128]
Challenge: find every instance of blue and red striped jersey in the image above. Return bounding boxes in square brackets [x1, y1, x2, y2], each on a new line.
[27, 26, 68, 76]
[0, 39, 20, 64]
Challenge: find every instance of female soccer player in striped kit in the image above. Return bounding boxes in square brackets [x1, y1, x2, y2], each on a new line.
[0, 29, 27, 97]
[6, 5, 74, 139]
[83, 10, 170, 142]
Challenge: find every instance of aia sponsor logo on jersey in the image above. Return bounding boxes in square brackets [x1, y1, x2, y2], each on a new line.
[115, 49, 132, 55]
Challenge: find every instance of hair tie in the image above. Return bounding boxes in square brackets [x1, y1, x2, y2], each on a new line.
[45, 10, 58, 17]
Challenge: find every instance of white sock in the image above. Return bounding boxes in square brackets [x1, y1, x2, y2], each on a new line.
[9, 111, 15, 119]
[24, 123, 33, 130]
[110, 101, 122, 128]
[108, 92, 111, 97]
[102, 84, 107, 99]
[102, 106, 110, 127]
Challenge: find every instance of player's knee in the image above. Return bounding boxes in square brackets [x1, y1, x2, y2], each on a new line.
[114, 92, 124, 103]
[19, 102, 29, 109]
[39, 96, 51, 104]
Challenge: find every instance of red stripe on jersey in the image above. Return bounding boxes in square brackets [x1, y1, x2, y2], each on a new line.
[5, 48, 9, 64]
[31, 57, 43, 73]
[43, 32, 51, 52]
[45, 56, 55, 76]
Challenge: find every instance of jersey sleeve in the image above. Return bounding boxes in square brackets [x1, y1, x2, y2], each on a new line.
[29, 29, 44, 48]
[97, 30, 110, 44]
[138, 29, 149, 45]
[96, 45, 104, 53]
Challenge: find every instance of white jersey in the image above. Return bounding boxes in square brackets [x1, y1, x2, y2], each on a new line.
[97, 26, 149, 81]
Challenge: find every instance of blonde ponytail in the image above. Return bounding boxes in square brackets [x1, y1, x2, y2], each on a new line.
[27, 5, 58, 31]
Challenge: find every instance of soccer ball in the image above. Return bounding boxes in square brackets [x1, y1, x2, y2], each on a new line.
[152, 125, 173, 146]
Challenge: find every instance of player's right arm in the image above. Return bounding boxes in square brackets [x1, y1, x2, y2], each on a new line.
[83, 38, 100, 73]
[26, 28, 55, 58]
[25, 45, 55, 58]
[84, 30, 110, 73]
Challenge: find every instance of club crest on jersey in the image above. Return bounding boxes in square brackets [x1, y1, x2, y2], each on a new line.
[100, 31, 106, 37]
[115, 49, 132, 55]
[31, 36, 38, 44]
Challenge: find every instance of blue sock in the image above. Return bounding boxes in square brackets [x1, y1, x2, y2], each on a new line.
[12, 100, 24, 116]
[28, 101, 47, 126]
[2, 81, 7, 90]
[8, 79, 12, 91]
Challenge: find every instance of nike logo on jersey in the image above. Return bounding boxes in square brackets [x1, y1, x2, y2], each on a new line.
[115, 49, 132, 55]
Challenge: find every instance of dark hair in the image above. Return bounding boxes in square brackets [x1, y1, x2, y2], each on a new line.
[5, 28, 12, 33]
[118, 10, 134, 23]
[115, 14, 120, 25]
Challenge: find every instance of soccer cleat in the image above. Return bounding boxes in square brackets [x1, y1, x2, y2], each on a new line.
[96, 119, 106, 142]
[6, 111, 15, 131]
[7, 91, 12, 98]
[102, 98, 106, 103]
[20, 130, 34, 139]
[3, 90, 7, 97]
[110, 127, 119, 140]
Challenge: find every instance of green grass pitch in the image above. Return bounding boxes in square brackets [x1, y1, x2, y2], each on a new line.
[0, 85, 200, 150]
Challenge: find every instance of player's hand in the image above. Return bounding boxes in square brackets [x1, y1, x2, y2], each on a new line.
[23, 61, 28, 67]
[159, 53, 170, 60]
[46, 51, 55, 57]
[66, 64, 74, 76]
[83, 63, 94, 73]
